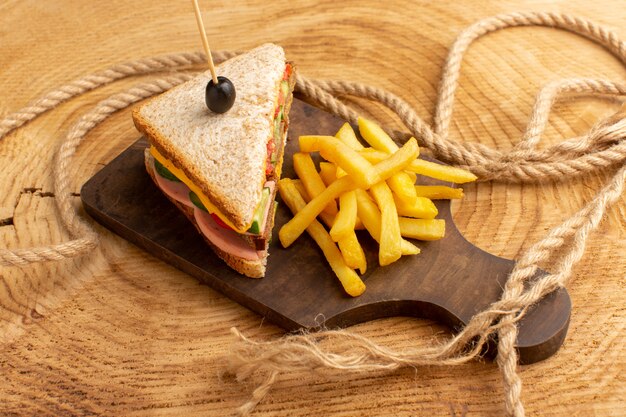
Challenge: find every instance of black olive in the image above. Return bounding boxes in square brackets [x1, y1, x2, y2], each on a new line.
[205, 76, 236, 113]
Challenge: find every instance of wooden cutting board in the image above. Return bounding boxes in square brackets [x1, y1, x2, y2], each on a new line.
[81, 98, 570, 365]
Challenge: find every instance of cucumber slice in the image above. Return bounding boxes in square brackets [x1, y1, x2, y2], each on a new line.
[247, 187, 271, 234]
[189, 191, 207, 212]
[248, 221, 260, 235]
[154, 159, 181, 182]
[274, 117, 282, 141]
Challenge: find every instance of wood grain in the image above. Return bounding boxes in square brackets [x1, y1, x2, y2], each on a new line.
[0, 1, 624, 416]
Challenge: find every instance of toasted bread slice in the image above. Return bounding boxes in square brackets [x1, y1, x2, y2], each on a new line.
[133, 43, 288, 231]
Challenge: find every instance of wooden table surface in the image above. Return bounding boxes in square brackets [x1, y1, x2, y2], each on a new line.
[1, 1, 624, 416]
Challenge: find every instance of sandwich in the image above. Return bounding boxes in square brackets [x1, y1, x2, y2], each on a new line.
[132, 43, 295, 278]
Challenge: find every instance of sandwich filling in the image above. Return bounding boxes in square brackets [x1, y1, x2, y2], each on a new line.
[147, 64, 293, 260]
[266, 63, 292, 178]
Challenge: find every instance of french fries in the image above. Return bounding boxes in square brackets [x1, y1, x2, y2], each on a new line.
[278, 178, 365, 297]
[405, 171, 418, 183]
[279, 176, 355, 248]
[414, 185, 464, 199]
[358, 117, 400, 154]
[387, 171, 418, 205]
[299, 135, 379, 188]
[337, 231, 367, 274]
[293, 152, 338, 216]
[278, 119, 476, 297]
[371, 138, 419, 180]
[394, 195, 438, 219]
[357, 117, 422, 205]
[407, 159, 477, 184]
[369, 182, 402, 266]
[359, 148, 476, 184]
[291, 179, 308, 200]
[398, 218, 446, 240]
[330, 191, 357, 242]
[336, 126, 421, 206]
[280, 137, 419, 247]
[296, 177, 363, 231]
[336, 122, 365, 150]
[292, 179, 336, 229]
[318, 162, 337, 186]
[354, 189, 420, 256]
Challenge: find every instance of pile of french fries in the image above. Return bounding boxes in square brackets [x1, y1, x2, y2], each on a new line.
[278, 117, 477, 297]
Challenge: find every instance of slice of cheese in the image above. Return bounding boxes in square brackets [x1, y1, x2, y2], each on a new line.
[149, 146, 250, 233]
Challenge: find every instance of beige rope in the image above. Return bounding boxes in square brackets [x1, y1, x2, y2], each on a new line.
[0, 10, 624, 417]
[1, 75, 197, 266]
[0, 52, 206, 139]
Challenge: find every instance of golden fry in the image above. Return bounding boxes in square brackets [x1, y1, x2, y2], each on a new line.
[299, 135, 379, 188]
[404, 170, 417, 183]
[335, 166, 347, 178]
[279, 176, 356, 248]
[330, 190, 357, 242]
[358, 117, 400, 154]
[294, 178, 360, 231]
[355, 189, 420, 256]
[408, 159, 476, 184]
[318, 162, 337, 187]
[278, 179, 365, 297]
[292, 179, 336, 229]
[372, 138, 419, 181]
[400, 239, 421, 255]
[414, 185, 464, 199]
[358, 147, 388, 162]
[338, 231, 367, 274]
[293, 152, 338, 216]
[399, 218, 446, 240]
[387, 171, 418, 206]
[369, 182, 402, 266]
[335, 123, 364, 150]
[291, 179, 309, 200]
[359, 148, 475, 184]
[394, 195, 438, 219]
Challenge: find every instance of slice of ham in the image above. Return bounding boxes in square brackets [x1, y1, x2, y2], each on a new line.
[151, 162, 194, 208]
[194, 208, 261, 261]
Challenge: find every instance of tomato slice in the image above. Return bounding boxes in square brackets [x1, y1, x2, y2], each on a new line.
[283, 64, 292, 80]
[211, 213, 233, 230]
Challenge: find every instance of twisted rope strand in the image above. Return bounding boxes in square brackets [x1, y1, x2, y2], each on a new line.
[495, 165, 626, 416]
[0, 10, 624, 417]
[0, 50, 242, 141]
[434, 11, 626, 138]
[0, 53, 201, 139]
[0, 74, 195, 266]
[309, 78, 625, 182]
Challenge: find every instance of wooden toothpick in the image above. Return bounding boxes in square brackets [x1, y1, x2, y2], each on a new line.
[192, 0, 218, 84]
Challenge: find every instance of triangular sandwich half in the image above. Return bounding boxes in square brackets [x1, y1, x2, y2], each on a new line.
[132, 43, 295, 278]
